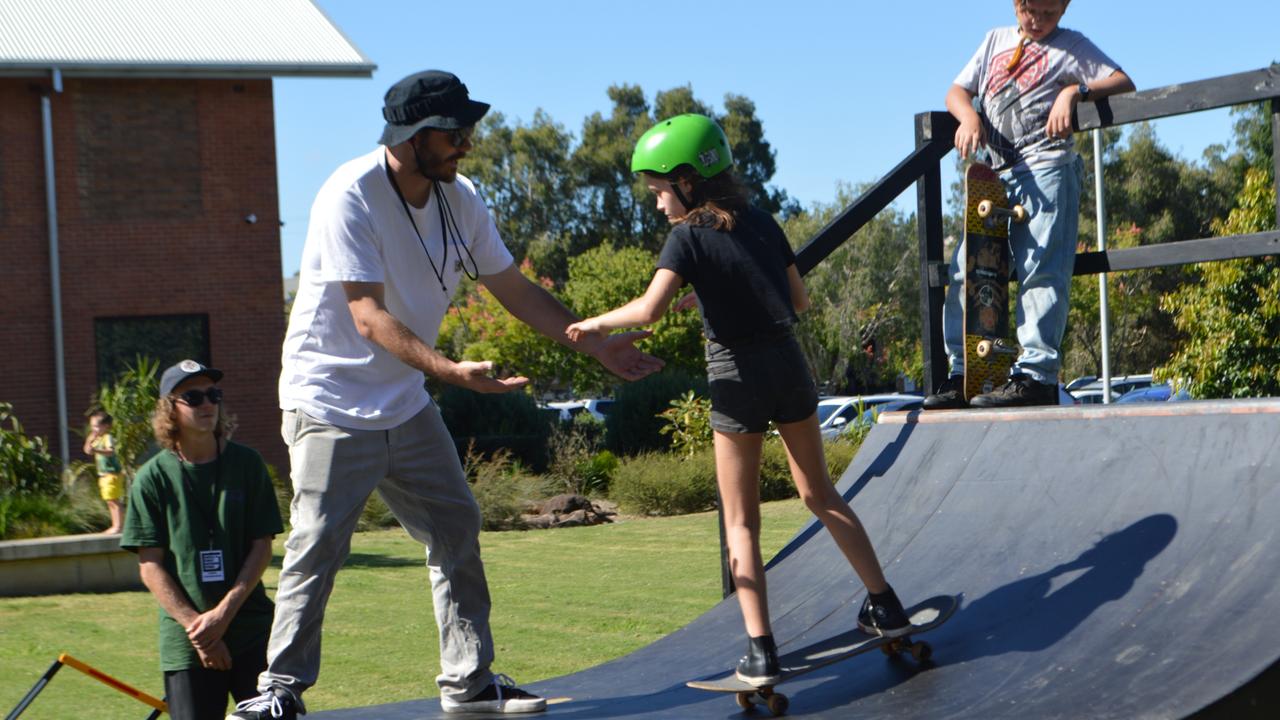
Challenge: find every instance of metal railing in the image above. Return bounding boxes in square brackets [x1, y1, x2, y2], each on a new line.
[792, 64, 1280, 394]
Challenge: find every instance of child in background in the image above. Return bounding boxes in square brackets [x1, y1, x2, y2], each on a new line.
[84, 410, 124, 534]
[567, 114, 913, 685]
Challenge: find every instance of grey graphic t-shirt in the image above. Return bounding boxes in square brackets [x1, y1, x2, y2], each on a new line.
[954, 26, 1120, 173]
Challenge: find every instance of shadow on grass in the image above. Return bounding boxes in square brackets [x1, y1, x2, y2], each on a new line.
[341, 552, 423, 569]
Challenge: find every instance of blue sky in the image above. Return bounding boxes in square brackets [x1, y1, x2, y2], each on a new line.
[274, 0, 1278, 277]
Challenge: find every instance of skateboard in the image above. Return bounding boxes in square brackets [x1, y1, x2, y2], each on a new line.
[687, 594, 958, 716]
[962, 163, 1026, 401]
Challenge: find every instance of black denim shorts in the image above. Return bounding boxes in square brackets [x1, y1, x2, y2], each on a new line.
[705, 332, 819, 434]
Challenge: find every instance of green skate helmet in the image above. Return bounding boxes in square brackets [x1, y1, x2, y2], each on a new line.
[631, 114, 733, 178]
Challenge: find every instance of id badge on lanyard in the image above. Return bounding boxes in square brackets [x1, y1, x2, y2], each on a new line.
[181, 449, 226, 585]
[199, 549, 226, 583]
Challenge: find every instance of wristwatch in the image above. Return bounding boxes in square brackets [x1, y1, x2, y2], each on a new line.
[1077, 82, 1092, 100]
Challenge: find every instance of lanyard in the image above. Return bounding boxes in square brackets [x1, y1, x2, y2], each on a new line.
[177, 444, 222, 550]
[383, 161, 479, 336]
[383, 162, 480, 294]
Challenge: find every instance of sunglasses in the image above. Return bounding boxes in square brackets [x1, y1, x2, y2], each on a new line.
[433, 126, 474, 148]
[174, 387, 223, 407]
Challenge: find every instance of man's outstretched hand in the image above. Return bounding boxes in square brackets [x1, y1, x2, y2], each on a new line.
[593, 331, 665, 381]
[450, 360, 530, 393]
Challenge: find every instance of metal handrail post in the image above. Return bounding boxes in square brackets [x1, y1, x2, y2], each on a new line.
[1093, 129, 1112, 403]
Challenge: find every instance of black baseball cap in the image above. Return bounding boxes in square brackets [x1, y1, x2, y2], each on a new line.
[378, 70, 490, 146]
[159, 360, 223, 397]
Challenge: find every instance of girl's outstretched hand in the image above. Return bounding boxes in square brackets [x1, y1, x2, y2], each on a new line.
[566, 318, 603, 342]
[673, 291, 698, 312]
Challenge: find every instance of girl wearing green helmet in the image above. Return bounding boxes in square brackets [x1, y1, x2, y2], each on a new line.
[567, 114, 912, 685]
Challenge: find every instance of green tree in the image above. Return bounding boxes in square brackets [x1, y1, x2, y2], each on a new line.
[559, 245, 705, 395]
[436, 261, 571, 397]
[1063, 123, 1242, 380]
[1157, 166, 1279, 397]
[0, 402, 59, 496]
[563, 84, 660, 278]
[461, 110, 578, 265]
[784, 183, 922, 393]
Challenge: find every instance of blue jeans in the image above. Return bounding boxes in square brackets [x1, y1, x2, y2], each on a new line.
[943, 157, 1083, 384]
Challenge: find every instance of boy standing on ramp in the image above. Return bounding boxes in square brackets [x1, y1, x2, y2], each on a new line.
[923, 0, 1133, 409]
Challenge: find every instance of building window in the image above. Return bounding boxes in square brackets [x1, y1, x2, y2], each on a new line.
[94, 314, 210, 385]
[74, 80, 203, 221]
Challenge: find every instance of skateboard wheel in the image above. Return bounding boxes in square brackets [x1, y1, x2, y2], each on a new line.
[735, 691, 754, 710]
[1011, 204, 1028, 223]
[976, 339, 993, 358]
[911, 641, 933, 662]
[977, 199, 994, 218]
[766, 693, 789, 716]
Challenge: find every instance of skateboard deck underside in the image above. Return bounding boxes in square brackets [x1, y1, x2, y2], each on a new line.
[687, 594, 958, 694]
[963, 165, 1015, 401]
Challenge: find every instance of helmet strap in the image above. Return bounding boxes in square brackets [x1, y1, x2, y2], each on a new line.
[672, 181, 697, 214]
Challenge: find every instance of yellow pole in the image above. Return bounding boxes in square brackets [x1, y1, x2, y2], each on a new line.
[56, 654, 167, 713]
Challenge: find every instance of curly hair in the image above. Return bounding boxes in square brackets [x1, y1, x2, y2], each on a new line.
[151, 394, 236, 452]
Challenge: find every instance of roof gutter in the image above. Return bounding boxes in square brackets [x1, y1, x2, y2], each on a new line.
[0, 61, 376, 79]
[42, 67, 69, 468]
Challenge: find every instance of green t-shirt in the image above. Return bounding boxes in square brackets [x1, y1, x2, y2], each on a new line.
[92, 433, 122, 475]
[120, 441, 284, 671]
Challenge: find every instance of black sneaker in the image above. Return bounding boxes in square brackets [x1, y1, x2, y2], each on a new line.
[735, 634, 781, 686]
[440, 674, 546, 714]
[857, 594, 912, 638]
[226, 687, 302, 720]
[969, 373, 1057, 408]
[923, 375, 967, 410]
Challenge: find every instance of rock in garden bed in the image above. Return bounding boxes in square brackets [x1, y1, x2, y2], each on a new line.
[523, 494, 616, 529]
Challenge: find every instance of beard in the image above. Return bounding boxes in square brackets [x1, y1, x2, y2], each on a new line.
[412, 140, 463, 183]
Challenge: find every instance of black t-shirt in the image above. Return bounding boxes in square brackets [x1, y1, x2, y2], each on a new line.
[657, 206, 797, 344]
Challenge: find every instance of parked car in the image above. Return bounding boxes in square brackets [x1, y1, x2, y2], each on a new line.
[542, 398, 615, 423]
[845, 395, 926, 433]
[817, 394, 922, 440]
[836, 382, 1072, 436]
[1069, 374, 1154, 404]
[1064, 375, 1098, 392]
[1114, 383, 1192, 403]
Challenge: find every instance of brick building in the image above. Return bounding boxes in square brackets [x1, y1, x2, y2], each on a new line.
[0, 0, 373, 474]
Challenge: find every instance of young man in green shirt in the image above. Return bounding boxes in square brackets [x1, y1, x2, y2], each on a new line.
[121, 360, 283, 720]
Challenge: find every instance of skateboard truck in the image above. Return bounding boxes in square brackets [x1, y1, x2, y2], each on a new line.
[977, 199, 1028, 225]
[976, 338, 1018, 359]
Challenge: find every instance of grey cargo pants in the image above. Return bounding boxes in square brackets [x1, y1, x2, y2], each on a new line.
[259, 405, 494, 702]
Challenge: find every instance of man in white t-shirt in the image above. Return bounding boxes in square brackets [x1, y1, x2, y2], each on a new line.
[230, 70, 663, 720]
[923, 0, 1134, 410]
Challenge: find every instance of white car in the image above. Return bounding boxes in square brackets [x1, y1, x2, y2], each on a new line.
[1069, 374, 1153, 404]
[542, 398, 615, 423]
[817, 394, 923, 439]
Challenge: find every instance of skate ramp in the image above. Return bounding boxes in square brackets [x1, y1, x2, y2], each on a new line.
[313, 399, 1280, 719]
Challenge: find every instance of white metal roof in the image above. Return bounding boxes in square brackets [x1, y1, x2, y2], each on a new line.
[0, 0, 374, 77]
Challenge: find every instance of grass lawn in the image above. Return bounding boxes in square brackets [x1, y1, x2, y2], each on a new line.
[0, 499, 813, 718]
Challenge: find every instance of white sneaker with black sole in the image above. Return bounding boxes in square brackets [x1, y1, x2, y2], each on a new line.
[440, 674, 546, 714]
[226, 687, 303, 720]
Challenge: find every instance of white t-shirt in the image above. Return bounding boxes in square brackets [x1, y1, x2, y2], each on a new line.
[954, 26, 1120, 173]
[280, 148, 514, 430]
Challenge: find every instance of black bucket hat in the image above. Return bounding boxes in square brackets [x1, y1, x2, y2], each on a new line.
[378, 70, 490, 146]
